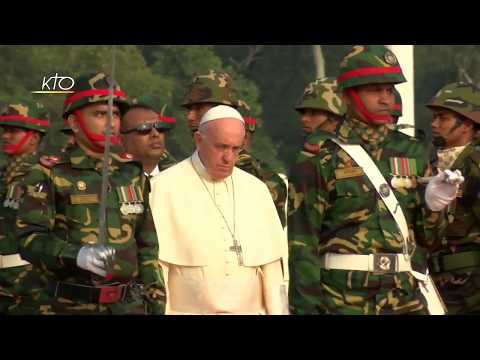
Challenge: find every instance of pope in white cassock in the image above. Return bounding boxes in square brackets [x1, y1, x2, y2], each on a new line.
[150, 105, 289, 315]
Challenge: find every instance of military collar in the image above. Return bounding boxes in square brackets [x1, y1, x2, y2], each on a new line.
[67, 146, 99, 169]
[337, 116, 394, 147]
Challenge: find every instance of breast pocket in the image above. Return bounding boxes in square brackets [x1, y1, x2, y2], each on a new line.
[65, 194, 100, 227]
[334, 176, 375, 222]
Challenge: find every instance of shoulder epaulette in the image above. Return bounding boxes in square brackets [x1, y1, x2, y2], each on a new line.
[38, 154, 64, 168]
[393, 124, 427, 141]
[302, 131, 335, 155]
[111, 152, 134, 163]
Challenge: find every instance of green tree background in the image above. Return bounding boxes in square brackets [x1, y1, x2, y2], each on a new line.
[0, 45, 475, 173]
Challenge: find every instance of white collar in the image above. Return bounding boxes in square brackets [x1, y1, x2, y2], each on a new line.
[145, 165, 160, 178]
[191, 150, 231, 184]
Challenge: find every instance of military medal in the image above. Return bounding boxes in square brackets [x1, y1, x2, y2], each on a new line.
[128, 203, 136, 214]
[391, 176, 401, 189]
[120, 203, 129, 215]
[390, 157, 418, 189]
[116, 185, 144, 215]
[135, 203, 144, 214]
[404, 177, 413, 189]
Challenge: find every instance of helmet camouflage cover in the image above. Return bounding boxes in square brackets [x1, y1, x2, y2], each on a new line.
[62, 72, 129, 117]
[130, 95, 176, 131]
[337, 45, 407, 91]
[181, 69, 237, 108]
[295, 76, 346, 117]
[0, 99, 50, 133]
[426, 82, 480, 124]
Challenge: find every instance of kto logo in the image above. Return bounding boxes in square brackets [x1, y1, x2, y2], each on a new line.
[32, 73, 75, 94]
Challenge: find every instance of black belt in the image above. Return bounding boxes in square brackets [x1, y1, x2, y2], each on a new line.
[49, 281, 130, 304]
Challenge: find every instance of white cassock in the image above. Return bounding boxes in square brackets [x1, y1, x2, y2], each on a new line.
[150, 151, 289, 315]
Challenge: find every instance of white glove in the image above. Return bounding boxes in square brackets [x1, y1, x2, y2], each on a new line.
[425, 170, 464, 211]
[76, 244, 115, 277]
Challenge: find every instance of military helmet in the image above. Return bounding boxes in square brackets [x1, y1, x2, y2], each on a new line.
[181, 69, 237, 108]
[0, 100, 50, 133]
[392, 87, 403, 118]
[295, 77, 346, 116]
[130, 95, 176, 131]
[426, 82, 480, 124]
[337, 45, 407, 91]
[62, 72, 129, 117]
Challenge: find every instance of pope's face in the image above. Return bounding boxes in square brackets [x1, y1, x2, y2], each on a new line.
[195, 118, 245, 181]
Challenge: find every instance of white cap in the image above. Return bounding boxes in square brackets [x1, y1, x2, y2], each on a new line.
[199, 105, 245, 126]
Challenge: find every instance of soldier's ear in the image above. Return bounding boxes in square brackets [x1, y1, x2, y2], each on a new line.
[30, 132, 41, 145]
[67, 114, 79, 133]
[341, 91, 351, 107]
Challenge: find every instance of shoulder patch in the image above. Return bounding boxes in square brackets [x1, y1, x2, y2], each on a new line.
[39, 155, 62, 168]
[303, 142, 321, 155]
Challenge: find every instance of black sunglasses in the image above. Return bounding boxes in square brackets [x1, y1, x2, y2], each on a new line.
[121, 122, 170, 135]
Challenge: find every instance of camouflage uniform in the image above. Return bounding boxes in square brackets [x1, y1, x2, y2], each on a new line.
[288, 45, 443, 315]
[130, 96, 178, 172]
[15, 73, 165, 315]
[425, 82, 480, 314]
[0, 101, 52, 314]
[294, 77, 346, 135]
[235, 101, 288, 228]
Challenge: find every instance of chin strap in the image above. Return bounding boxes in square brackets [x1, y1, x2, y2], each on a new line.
[346, 88, 393, 125]
[74, 110, 119, 151]
[3, 130, 34, 155]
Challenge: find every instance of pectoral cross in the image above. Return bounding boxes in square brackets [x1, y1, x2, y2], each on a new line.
[229, 243, 244, 266]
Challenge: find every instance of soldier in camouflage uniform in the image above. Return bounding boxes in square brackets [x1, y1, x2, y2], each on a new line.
[14, 72, 165, 315]
[425, 82, 480, 314]
[235, 100, 288, 228]
[60, 118, 76, 149]
[288, 45, 449, 315]
[181, 69, 237, 135]
[121, 96, 177, 177]
[392, 87, 402, 123]
[0, 100, 52, 314]
[294, 77, 346, 136]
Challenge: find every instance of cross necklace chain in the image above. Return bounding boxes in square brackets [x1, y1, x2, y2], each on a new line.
[190, 158, 244, 266]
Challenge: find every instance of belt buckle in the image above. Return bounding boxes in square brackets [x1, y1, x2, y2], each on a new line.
[373, 253, 397, 273]
[99, 285, 124, 304]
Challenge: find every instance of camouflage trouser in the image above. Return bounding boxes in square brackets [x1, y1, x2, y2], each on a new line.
[34, 280, 149, 315]
[0, 265, 50, 315]
[432, 270, 480, 315]
[310, 270, 428, 315]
